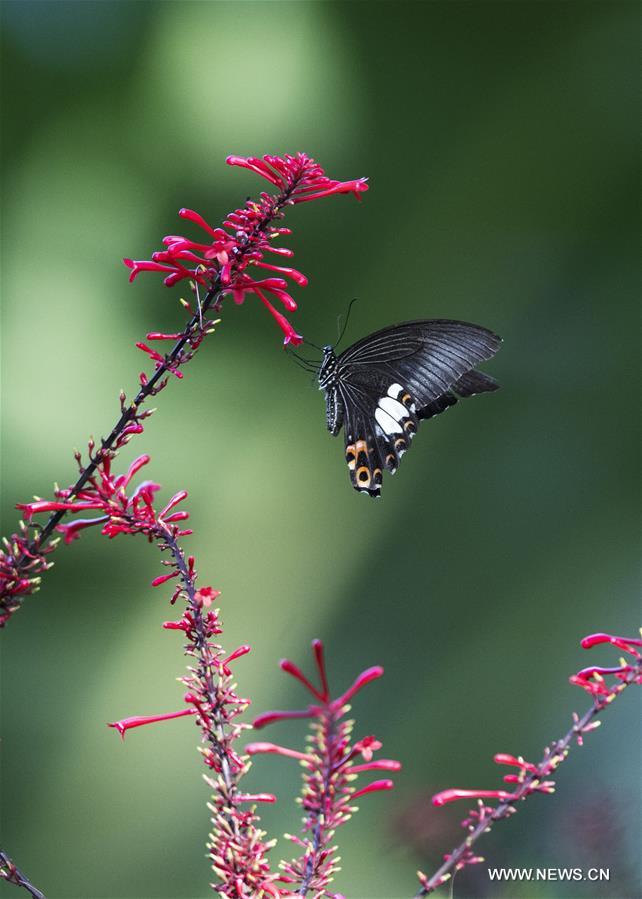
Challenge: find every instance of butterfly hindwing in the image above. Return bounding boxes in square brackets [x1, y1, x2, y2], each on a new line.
[337, 378, 420, 497]
[319, 319, 502, 496]
[338, 382, 383, 496]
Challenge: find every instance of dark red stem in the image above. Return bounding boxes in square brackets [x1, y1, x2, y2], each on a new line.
[297, 706, 337, 896]
[160, 531, 239, 814]
[0, 850, 46, 899]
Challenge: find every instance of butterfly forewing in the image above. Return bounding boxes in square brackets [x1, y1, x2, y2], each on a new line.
[320, 319, 502, 497]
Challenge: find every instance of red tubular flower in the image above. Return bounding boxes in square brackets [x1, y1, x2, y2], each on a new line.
[252, 708, 313, 729]
[220, 644, 251, 675]
[571, 630, 642, 695]
[278, 655, 327, 702]
[108, 709, 196, 739]
[235, 793, 277, 805]
[16, 500, 107, 519]
[432, 788, 514, 808]
[493, 753, 539, 773]
[580, 632, 642, 656]
[351, 779, 395, 800]
[350, 758, 401, 774]
[335, 665, 384, 707]
[252, 640, 399, 896]
[151, 571, 179, 588]
[55, 516, 110, 545]
[246, 742, 315, 763]
[125, 153, 368, 345]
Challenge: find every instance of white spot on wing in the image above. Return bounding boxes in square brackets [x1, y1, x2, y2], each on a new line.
[375, 407, 403, 434]
[387, 383, 404, 398]
[379, 396, 407, 420]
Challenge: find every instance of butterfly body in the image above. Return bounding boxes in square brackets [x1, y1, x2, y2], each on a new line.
[317, 320, 502, 497]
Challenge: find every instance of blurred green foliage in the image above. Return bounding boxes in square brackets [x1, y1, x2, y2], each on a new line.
[1, 2, 639, 897]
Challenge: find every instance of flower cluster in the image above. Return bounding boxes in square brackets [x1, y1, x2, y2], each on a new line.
[569, 632, 642, 697]
[0, 523, 56, 628]
[414, 630, 642, 896]
[16, 452, 185, 546]
[16, 452, 281, 896]
[1, 381, 159, 629]
[1, 380, 162, 627]
[248, 640, 400, 896]
[125, 154, 368, 346]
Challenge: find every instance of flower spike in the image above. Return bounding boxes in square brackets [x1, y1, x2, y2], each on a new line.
[126, 152, 367, 347]
[252, 640, 399, 895]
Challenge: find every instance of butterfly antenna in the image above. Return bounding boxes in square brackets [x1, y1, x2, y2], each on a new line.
[334, 298, 358, 349]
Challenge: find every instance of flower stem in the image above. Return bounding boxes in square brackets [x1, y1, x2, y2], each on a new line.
[161, 531, 239, 824]
[297, 708, 337, 896]
[26, 280, 219, 551]
[0, 849, 46, 899]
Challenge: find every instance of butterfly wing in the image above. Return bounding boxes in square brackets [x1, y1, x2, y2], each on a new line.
[337, 377, 418, 496]
[335, 320, 502, 496]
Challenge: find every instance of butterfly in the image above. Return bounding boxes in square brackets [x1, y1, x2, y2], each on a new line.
[310, 319, 502, 497]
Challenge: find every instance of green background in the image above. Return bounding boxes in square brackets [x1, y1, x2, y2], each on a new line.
[1, 2, 639, 897]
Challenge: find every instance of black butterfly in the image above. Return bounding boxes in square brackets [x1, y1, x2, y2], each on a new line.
[310, 320, 502, 497]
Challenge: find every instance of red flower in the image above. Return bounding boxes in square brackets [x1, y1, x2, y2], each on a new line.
[124, 153, 368, 345]
[108, 709, 197, 739]
[194, 585, 221, 608]
[0, 522, 56, 627]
